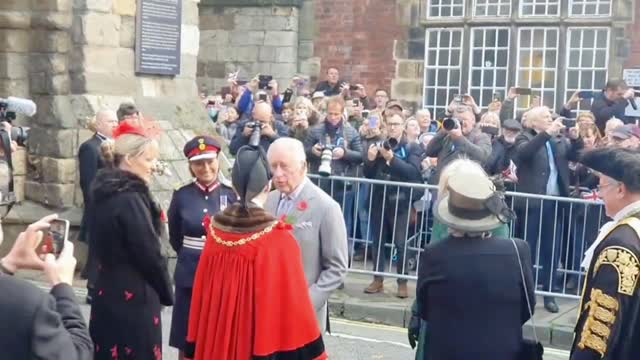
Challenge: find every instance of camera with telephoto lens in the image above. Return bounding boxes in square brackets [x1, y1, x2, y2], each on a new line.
[375, 137, 399, 151]
[246, 121, 264, 147]
[318, 144, 335, 177]
[442, 117, 460, 131]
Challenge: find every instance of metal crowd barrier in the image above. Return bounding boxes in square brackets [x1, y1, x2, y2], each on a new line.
[307, 174, 606, 300]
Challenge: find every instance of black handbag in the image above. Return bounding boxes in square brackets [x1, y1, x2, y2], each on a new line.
[510, 238, 544, 360]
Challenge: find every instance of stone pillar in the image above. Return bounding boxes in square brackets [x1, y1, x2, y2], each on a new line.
[198, 0, 301, 94]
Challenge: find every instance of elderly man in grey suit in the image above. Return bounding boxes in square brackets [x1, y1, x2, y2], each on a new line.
[266, 137, 349, 333]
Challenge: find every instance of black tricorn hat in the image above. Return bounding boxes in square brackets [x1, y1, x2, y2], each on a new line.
[580, 147, 640, 192]
[232, 145, 271, 208]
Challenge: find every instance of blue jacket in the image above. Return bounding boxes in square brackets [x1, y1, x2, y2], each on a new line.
[167, 181, 237, 288]
[237, 89, 283, 116]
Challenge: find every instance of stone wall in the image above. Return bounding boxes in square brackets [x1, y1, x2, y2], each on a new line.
[0, 0, 213, 223]
[198, 2, 300, 95]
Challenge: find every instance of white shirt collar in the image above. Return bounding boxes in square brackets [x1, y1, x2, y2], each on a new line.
[282, 178, 307, 201]
[613, 200, 640, 222]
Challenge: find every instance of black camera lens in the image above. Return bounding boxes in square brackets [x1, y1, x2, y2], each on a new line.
[382, 138, 398, 151]
[442, 118, 459, 131]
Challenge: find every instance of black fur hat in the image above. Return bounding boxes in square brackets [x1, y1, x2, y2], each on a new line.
[231, 145, 272, 208]
[580, 147, 640, 192]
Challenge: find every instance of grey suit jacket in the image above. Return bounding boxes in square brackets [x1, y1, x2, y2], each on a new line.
[265, 178, 349, 332]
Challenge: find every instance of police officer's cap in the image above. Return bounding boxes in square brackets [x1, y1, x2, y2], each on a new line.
[184, 136, 221, 162]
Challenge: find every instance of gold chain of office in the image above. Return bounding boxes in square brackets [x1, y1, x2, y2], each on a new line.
[208, 221, 277, 247]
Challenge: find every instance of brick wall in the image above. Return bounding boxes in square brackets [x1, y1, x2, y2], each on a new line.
[625, 1, 640, 68]
[312, 0, 407, 99]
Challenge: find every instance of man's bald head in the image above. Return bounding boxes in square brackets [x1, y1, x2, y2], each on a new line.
[253, 102, 273, 123]
[95, 109, 118, 137]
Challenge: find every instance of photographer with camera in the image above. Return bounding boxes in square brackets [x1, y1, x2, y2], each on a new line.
[362, 113, 422, 298]
[484, 117, 522, 177]
[423, 106, 492, 185]
[0, 214, 92, 359]
[512, 106, 583, 313]
[288, 108, 310, 142]
[229, 102, 288, 155]
[304, 96, 362, 238]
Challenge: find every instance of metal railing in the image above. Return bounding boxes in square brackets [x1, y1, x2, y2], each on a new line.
[308, 174, 606, 300]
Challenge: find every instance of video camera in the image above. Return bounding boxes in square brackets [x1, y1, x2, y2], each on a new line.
[0, 97, 34, 147]
[0, 96, 36, 207]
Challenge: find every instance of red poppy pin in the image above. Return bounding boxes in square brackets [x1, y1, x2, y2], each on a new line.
[160, 210, 168, 223]
[297, 201, 309, 211]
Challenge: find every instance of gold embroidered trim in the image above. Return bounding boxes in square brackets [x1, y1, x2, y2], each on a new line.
[593, 307, 616, 324]
[577, 288, 618, 357]
[208, 221, 277, 247]
[578, 333, 607, 357]
[594, 246, 640, 296]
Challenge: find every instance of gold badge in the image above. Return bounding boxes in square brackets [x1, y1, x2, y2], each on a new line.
[198, 143, 206, 151]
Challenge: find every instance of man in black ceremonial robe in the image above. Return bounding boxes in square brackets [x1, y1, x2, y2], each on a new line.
[571, 147, 640, 359]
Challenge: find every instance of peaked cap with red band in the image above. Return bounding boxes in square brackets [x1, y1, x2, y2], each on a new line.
[184, 135, 221, 161]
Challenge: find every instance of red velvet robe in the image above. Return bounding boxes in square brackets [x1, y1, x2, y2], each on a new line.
[185, 217, 327, 360]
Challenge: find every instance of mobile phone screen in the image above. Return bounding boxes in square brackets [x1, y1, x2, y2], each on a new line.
[578, 91, 595, 99]
[41, 219, 69, 258]
[369, 116, 379, 128]
[515, 88, 532, 96]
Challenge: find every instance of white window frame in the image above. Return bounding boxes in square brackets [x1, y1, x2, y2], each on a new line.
[519, 0, 560, 17]
[426, 0, 465, 19]
[468, 27, 511, 109]
[472, 0, 512, 17]
[515, 27, 560, 113]
[564, 27, 610, 113]
[423, 28, 464, 118]
[568, 0, 612, 17]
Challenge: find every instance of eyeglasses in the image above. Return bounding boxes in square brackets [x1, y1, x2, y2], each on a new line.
[387, 122, 404, 127]
[596, 182, 619, 192]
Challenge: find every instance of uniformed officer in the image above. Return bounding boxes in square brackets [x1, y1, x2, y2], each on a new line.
[571, 147, 640, 359]
[167, 135, 236, 359]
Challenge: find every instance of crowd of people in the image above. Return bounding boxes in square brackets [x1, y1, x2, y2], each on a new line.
[202, 69, 638, 309]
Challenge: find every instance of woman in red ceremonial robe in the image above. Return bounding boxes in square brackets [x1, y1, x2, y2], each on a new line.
[184, 144, 327, 360]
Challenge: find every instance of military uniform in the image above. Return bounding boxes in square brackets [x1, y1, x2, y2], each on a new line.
[571, 148, 640, 359]
[167, 136, 237, 351]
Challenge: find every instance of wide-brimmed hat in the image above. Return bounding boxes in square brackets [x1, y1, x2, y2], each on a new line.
[435, 169, 515, 232]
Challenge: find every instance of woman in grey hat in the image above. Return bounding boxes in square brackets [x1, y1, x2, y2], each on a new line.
[416, 165, 535, 360]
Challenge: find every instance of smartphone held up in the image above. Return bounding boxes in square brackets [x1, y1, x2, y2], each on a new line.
[38, 219, 70, 259]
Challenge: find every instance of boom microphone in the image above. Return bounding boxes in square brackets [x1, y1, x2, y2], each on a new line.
[0, 97, 37, 117]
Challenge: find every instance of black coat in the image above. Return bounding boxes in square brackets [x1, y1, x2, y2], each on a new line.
[590, 91, 631, 134]
[417, 236, 535, 360]
[484, 136, 516, 176]
[571, 215, 640, 359]
[78, 133, 105, 243]
[363, 137, 423, 204]
[513, 129, 583, 197]
[0, 276, 93, 359]
[88, 168, 174, 360]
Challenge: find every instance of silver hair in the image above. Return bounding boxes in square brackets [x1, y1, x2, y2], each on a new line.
[267, 137, 307, 168]
[416, 109, 431, 117]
